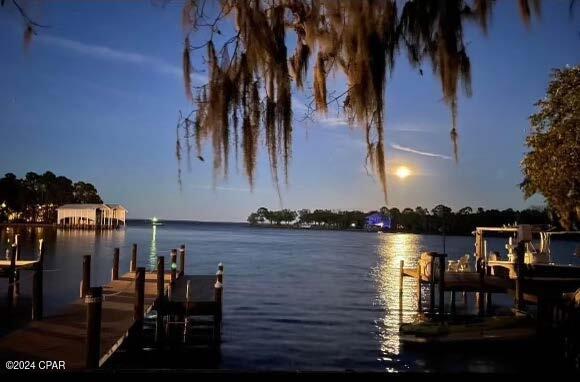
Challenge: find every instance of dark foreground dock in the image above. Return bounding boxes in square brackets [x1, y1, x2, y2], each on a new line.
[0, 244, 223, 370]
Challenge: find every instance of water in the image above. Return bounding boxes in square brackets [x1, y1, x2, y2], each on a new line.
[1, 222, 579, 372]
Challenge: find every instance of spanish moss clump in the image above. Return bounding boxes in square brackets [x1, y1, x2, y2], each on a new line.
[177, 0, 543, 200]
[183, 37, 193, 101]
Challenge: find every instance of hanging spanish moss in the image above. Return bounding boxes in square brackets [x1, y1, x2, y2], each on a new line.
[176, 0, 542, 200]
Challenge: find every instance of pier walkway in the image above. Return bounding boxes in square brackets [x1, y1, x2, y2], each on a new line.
[0, 245, 223, 370]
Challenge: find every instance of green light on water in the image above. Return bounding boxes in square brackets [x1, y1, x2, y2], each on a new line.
[152, 217, 158, 223]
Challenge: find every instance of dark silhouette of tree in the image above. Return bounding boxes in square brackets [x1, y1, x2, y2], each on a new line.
[247, 204, 555, 234]
[73, 182, 102, 204]
[0, 172, 103, 223]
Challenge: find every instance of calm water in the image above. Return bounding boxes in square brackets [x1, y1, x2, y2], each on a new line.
[1, 222, 579, 372]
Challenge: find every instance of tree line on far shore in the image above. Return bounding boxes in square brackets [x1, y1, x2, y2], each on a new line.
[247, 205, 554, 235]
[0, 172, 103, 223]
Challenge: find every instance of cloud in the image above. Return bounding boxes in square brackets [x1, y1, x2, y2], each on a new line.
[390, 143, 452, 160]
[318, 116, 350, 127]
[37, 34, 207, 82]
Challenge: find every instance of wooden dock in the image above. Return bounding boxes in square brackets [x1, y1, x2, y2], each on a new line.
[0, 244, 223, 370]
[399, 248, 580, 317]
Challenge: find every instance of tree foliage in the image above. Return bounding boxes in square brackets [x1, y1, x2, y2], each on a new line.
[0, 171, 103, 223]
[176, 0, 544, 200]
[521, 65, 580, 230]
[247, 204, 554, 234]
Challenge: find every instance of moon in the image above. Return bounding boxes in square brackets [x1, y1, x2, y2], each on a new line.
[395, 166, 411, 179]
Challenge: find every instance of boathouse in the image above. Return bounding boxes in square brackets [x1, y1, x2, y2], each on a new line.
[57, 204, 127, 228]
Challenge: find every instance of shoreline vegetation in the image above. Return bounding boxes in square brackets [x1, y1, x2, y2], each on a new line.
[247, 205, 558, 236]
[0, 172, 103, 224]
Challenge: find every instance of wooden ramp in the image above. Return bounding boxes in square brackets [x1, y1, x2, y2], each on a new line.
[0, 271, 218, 370]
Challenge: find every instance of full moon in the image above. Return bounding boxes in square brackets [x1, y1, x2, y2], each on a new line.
[395, 166, 411, 179]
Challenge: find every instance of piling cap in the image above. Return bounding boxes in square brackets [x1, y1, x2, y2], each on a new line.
[218, 262, 223, 267]
[214, 280, 223, 289]
[216, 270, 223, 275]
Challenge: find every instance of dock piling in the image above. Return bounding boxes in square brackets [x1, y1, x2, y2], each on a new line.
[179, 245, 185, 278]
[81, 255, 91, 299]
[170, 249, 177, 284]
[14, 239, 20, 297]
[134, 267, 145, 332]
[213, 279, 223, 346]
[416, 263, 422, 313]
[438, 254, 446, 320]
[515, 241, 526, 311]
[429, 255, 435, 314]
[477, 258, 485, 316]
[85, 286, 103, 369]
[112, 248, 119, 281]
[486, 264, 493, 313]
[399, 260, 404, 312]
[130, 244, 137, 272]
[7, 245, 16, 308]
[451, 291, 456, 314]
[32, 239, 45, 320]
[156, 256, 165, 344]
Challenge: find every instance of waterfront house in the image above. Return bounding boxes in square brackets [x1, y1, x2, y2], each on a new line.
[57, 204, 127, 228]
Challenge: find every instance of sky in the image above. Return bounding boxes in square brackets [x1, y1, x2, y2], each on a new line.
[0, 1, 578, 221]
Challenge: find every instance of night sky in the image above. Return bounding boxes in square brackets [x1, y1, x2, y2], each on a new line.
[0, 1, 578, 221]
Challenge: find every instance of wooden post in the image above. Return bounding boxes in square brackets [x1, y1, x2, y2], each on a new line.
[438, 253, 447, 319]
[429, 255, 435, 314]
[399, 259, 404, 312]
[416, 263, 422, 313]
[85, 286, 103, 369]
[81, 255, 91, 299]
[486, 264, 492, 314]
[155, 256, 165, 345]
[7, 245, 16, 308]
[14, 238, 20, 297]
[515, 241, 526, 311]
[112, 248, 119, 281]
[477, 257, 485, 316]
[32, 239, 45, 320]
[156, 256, 165, 305]
[170, 249, 177, 284]
[130, 244, 137, 272]
[216, 269, 223, 284]
[451, 291, 456, 315]
[214, 277, 223, 323]
[213, 277, 223, 345]
[218, 262, 224, 283]
[134, 267, 145, 331]
[179, 245, 185, 278]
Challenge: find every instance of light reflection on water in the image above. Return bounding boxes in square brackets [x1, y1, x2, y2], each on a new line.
[373, 234, 422, 365]
[149, 225, 157, 271]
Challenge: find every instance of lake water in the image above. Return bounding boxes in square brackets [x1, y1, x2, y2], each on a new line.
[1, 222, 579, 372]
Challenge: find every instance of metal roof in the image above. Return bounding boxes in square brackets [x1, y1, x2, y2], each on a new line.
[58, 204, 127, 211]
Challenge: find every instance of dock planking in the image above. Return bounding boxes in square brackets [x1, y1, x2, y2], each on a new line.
[0, 248, 221, 370]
